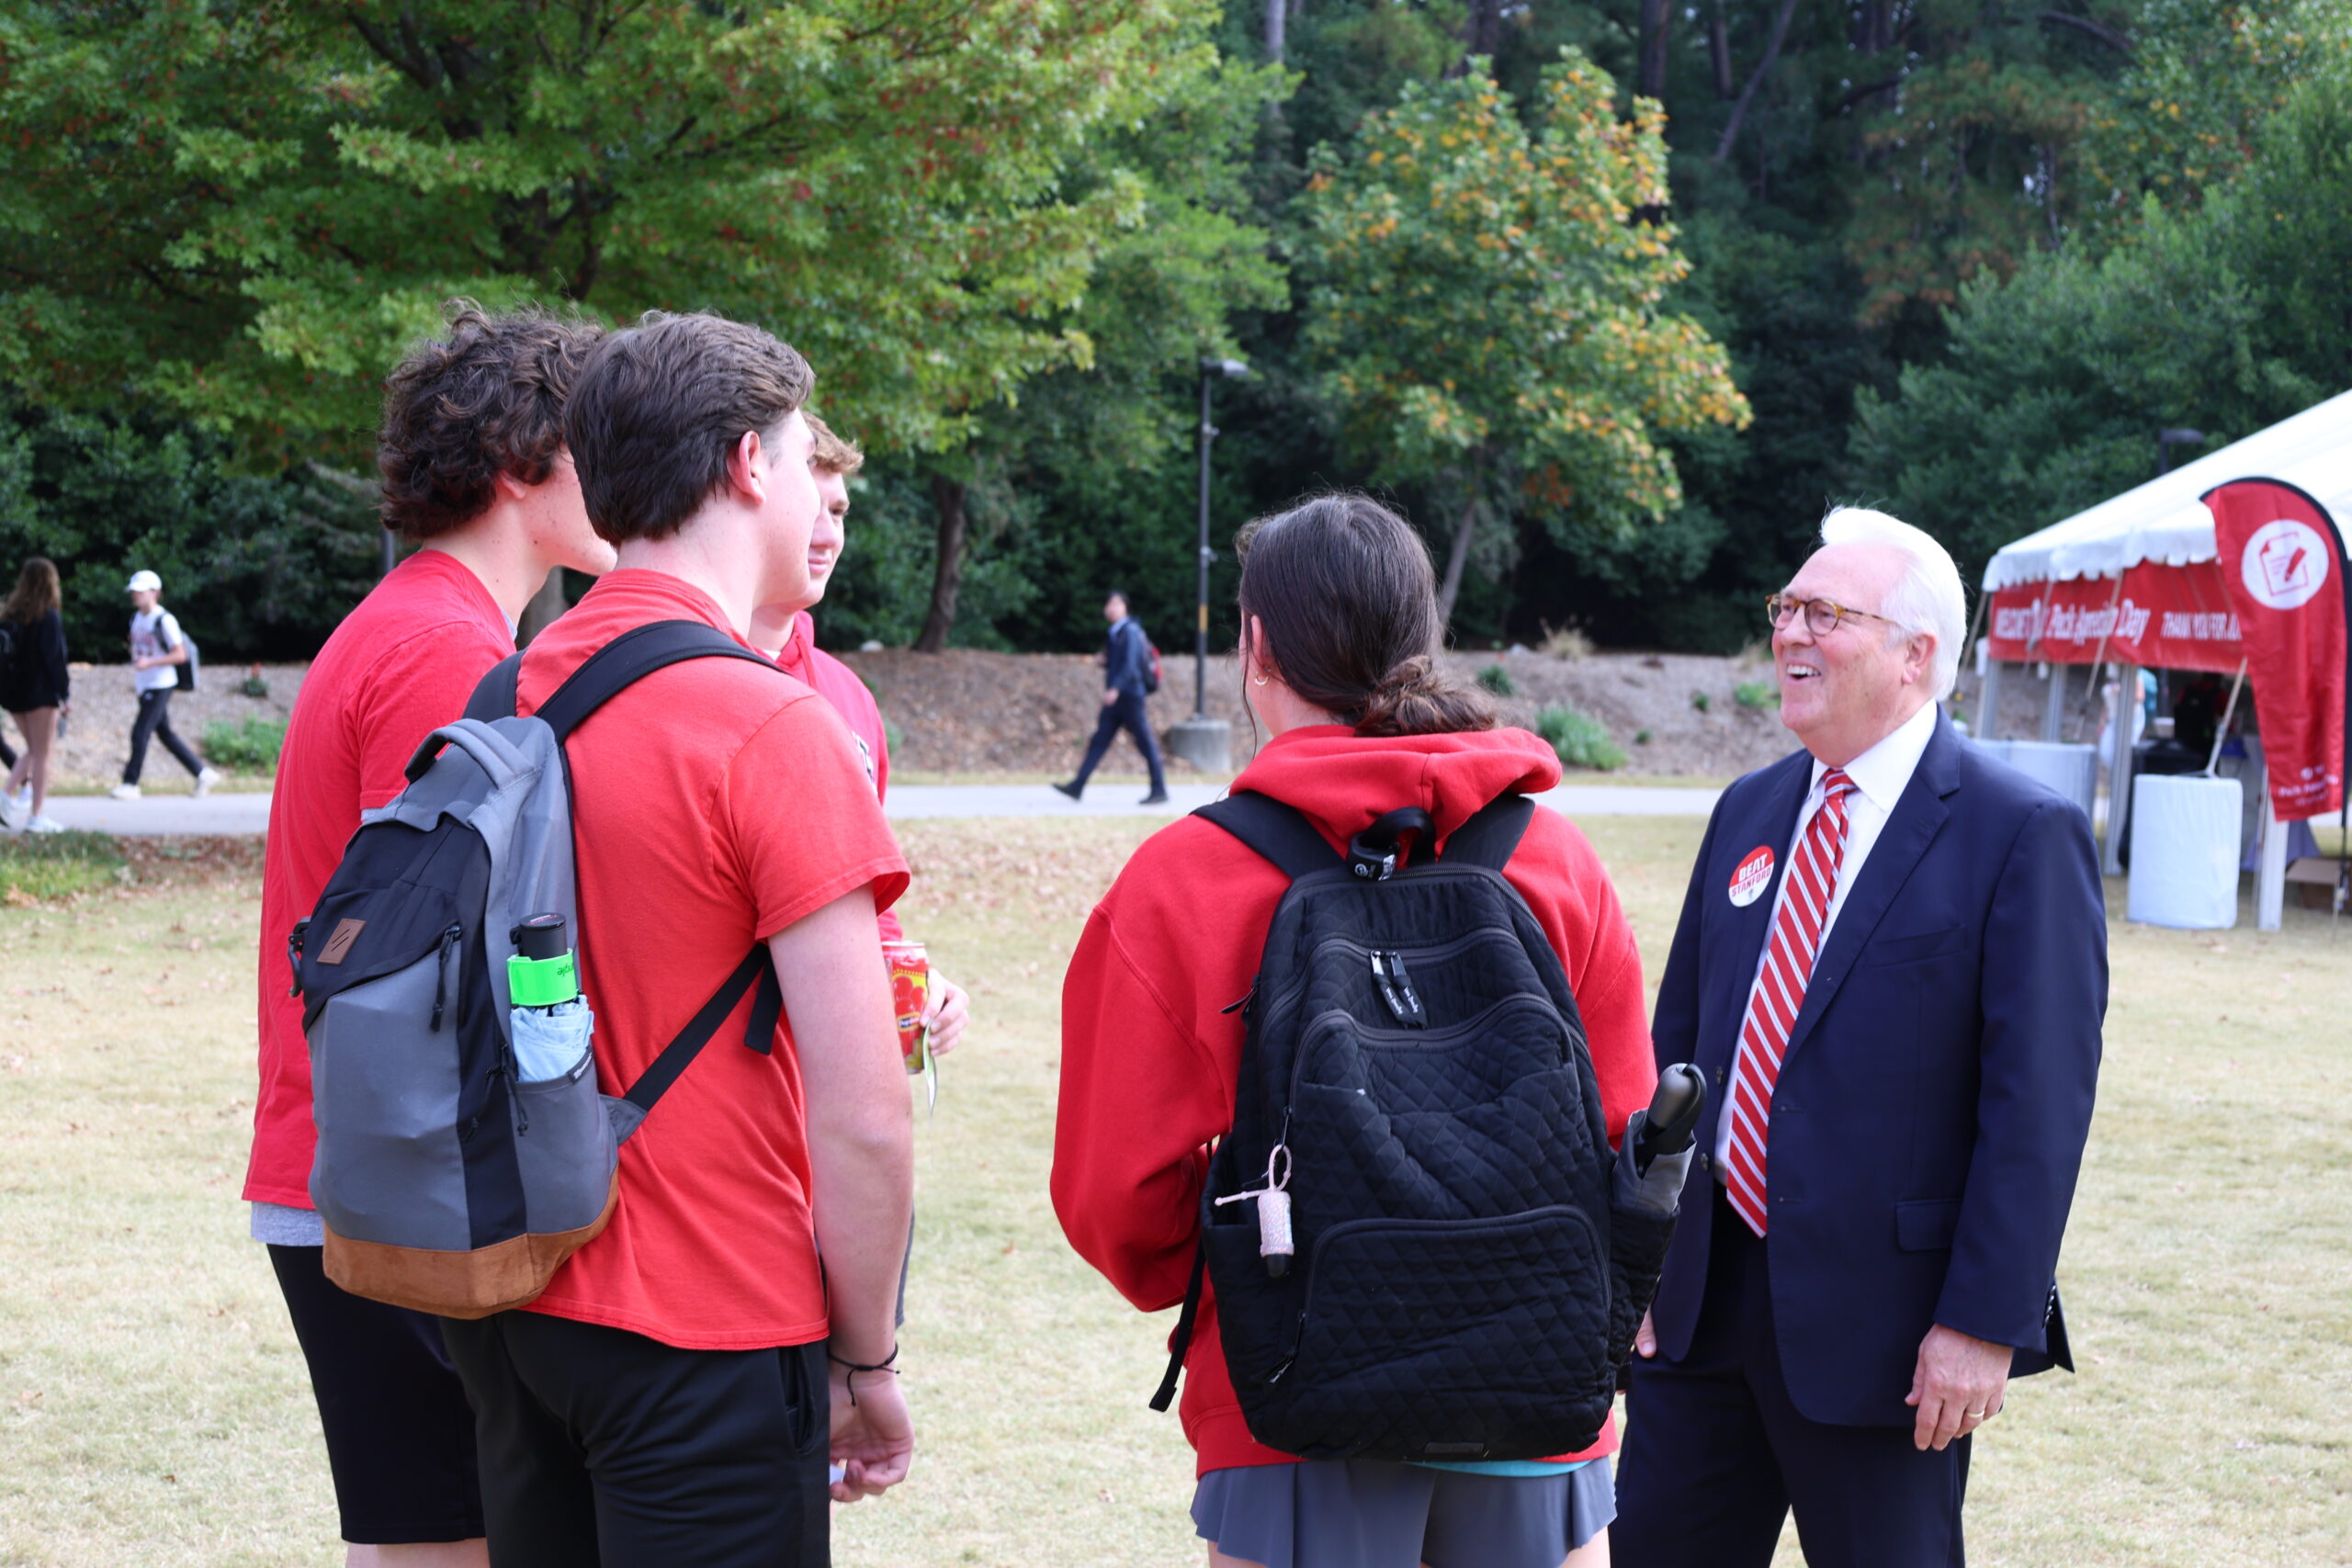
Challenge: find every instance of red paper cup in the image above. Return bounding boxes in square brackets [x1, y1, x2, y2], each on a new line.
[882, 940, 929, 1075]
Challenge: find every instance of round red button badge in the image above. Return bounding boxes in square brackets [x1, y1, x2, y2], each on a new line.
[1729, 845, 1775, 908]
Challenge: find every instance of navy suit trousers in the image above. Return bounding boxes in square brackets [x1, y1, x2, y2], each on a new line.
[1614, 1188, 1971, 1568]
[1071, 689, 1166, 794]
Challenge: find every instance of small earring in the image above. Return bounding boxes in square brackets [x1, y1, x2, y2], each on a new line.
[1251, 672, 1270, 687]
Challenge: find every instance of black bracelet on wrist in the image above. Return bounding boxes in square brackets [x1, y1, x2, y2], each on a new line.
[829, 1344, 899, 1404]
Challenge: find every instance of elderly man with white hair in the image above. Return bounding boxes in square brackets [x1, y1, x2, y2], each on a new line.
[1612, 508, 2108, 1567]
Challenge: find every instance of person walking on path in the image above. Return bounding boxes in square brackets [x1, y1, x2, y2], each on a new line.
[109, 569, 220, 799]
[245, 303, 618, 1568]
[1054, 589, 1169, 805]
[0, 557, 71, 833]
[749, 412, 969, 1056]
[437, 311, 916, 1565]
[1612, 508, 2106, 1567]
[1055, 495, 1661, 1568]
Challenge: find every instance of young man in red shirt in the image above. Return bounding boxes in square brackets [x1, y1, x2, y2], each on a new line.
[750, 412, 968, 1054]
[245, 306, 617, 1567]
[438, 312, 917, 1567]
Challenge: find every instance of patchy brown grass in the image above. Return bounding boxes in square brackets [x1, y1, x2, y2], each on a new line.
[0, 819, 2346, 1566]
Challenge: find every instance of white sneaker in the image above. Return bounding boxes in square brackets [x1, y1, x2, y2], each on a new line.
[0, 790, 25, 832]
[107, 784, 141, 801]
[24, 815, 64, 834]
[193, 767, 222, 798]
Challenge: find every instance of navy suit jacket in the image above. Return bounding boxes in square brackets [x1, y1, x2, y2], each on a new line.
[1102, 618, 1151, 698]
[1648, 712, 2106, 1427]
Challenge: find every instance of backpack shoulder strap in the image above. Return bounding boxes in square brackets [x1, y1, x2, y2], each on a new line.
[1148, 1234, 1210, 1412]
[611, 945, 785, 1144]
[1193, 791, 1343, 879]
[1440, 793, 1535, 872]
[464, 653, 523, 722]
[534, 620, 775, 741]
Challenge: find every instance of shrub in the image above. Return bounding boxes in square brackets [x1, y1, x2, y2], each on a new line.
[0, 402, 383, 662]
[203, 717, 288, 775]
[1734, 680, 1780, 710]
[1534, 705, 1627, 772]
[1476, 662, 1517, 697]
[1540, 623, 1593, 662]
[0, 830, 128, 903]
[1634, 728, 1653, 745]
[1690, 690, 1712, 713]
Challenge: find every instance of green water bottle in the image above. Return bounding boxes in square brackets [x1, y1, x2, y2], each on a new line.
[508, 914, 578, 1008]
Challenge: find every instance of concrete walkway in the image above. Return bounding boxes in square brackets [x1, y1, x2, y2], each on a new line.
[33, 782, 1722, 837]
[39, 794, 276, 836]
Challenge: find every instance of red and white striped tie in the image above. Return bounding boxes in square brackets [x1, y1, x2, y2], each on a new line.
[1724, 768, 1858, 1236]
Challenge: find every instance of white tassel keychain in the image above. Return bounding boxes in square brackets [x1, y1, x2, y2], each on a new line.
[1215, 1143, 1295, 1277]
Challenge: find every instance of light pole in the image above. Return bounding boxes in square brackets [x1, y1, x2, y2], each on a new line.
[1166, 356, 1250, 776]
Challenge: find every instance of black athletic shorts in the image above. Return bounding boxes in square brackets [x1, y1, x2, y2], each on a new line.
[441, 1310, 831, 1568]
[267, 1244, 486, 1544]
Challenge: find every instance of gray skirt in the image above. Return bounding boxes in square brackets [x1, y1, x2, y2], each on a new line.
[1192, 1457, 1613, 1568]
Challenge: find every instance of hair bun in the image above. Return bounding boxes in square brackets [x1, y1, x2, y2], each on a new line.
[1372, 654, 1435, 699]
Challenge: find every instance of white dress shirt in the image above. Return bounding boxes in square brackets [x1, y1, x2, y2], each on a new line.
[1713, 699, 1940, 1171]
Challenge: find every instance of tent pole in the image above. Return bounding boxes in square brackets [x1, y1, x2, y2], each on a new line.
[1980, 659, 2005, 740]
[2104, 662, 2136, 877]
[2204, 660, 2249, 775]
[2258, 780, 2286, 932]
[2042, 662, 2067, 742]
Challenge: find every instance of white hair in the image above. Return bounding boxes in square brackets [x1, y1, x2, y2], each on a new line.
[1817, 506, 1966, 701]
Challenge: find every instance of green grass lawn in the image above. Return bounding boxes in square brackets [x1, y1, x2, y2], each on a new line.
[0, 818, 2346, 1566]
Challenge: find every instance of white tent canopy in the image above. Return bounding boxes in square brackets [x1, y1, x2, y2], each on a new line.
[1983, 387, 2352, 591]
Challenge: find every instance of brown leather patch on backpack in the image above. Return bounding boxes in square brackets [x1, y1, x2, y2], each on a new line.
[319, 918, 367, 964]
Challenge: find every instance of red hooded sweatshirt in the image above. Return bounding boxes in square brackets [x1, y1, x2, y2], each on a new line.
[1053, 725, 1657, 1477]
[772, 611, 904, 943]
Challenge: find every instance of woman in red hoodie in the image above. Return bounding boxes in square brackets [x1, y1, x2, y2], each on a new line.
[1054, 494, 1657, 1568]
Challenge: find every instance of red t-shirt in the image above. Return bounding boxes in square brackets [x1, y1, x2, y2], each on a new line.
[517, 570, 909, 1350]
[773, 611, 903, 943]
[245, 550, 513, 1209]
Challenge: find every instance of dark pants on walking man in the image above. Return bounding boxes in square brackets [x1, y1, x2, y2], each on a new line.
[1071, 690, 1166, 796]
[125, 688, 202, 784]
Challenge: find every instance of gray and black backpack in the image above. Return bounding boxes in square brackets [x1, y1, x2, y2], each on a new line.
[289, 621, 785, 1318]
[1151, 791, 1679, 1461]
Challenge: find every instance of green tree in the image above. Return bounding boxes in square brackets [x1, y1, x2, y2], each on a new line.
[1850, 50, 2352, 582]
[1299, 51, 1749, 628]
[0, 405, 381, 660]
[0, 0, 1228, 465]
[900, 50, 1285, 650]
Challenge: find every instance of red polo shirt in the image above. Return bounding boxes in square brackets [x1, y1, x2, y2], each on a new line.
[246, 549, 512, 1210]
[516, 570, 909, 1350]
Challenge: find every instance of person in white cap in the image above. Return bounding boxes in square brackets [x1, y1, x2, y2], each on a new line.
[111, 570, 220, 799]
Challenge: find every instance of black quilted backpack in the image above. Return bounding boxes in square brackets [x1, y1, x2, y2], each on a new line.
[1150, 790, 1634, 1462]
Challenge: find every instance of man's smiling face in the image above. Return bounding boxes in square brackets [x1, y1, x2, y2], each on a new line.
[1774, 542, 1934, 767]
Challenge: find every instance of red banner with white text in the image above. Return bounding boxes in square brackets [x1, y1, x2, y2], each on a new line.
[2206, 478, 2348, 821]
[1984, 559, 2246, 672]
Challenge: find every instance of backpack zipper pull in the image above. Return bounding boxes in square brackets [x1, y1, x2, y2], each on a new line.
[1371, 951, 1427, 1028]
[430, 924, 461, 1032]
[286, 919, 308, 998]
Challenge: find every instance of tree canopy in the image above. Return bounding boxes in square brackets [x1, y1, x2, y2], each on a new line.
[4, 1, 2351, 660]
[1300, 51, 1749, 625]
[0, 0, 1232, 459]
